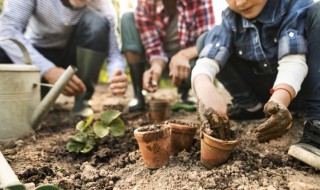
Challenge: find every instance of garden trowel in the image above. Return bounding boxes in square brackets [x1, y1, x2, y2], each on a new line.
[0, 152, 61, 190]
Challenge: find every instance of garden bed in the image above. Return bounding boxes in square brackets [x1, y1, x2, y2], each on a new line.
[0, 84, 319, 190]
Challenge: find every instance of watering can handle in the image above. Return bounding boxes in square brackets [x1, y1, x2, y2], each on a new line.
[0, 38, 32, 65]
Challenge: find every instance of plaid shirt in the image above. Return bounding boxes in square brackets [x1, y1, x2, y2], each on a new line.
[135, 0, 215, 62]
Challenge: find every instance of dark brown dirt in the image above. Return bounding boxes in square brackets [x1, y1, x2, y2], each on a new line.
[0, 84, 319, 190]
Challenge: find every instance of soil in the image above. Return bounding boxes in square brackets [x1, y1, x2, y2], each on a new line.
[0, 84, 320, 190]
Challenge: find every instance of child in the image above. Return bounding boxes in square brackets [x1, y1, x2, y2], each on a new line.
[192, 0, 320, 169]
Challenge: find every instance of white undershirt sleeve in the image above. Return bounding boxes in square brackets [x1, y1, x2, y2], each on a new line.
[191, 57, 220, 94]
[273, 54, 308, 96]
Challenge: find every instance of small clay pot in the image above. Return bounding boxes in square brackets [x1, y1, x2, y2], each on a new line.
[148, 99, 170, 121]
[134, 124, 171, 169]
[167, 121, 197, 156]
[200, 132, 238, 169]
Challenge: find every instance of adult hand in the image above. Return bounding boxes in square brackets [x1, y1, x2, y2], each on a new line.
[143, 59, 165, 92]
[43, 67, 86, 96]
[108, 70, 128, 97]
[255, 101, 292, 142]
[169, 51, 190, 87]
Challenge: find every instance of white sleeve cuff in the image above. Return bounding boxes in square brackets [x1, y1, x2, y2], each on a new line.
[274, 54, 308, 96]
[191, 57, 220, 93]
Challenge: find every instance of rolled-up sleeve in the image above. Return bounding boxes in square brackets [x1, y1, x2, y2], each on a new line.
[277, 3, 310, 59]
[198, 16, 233, 68]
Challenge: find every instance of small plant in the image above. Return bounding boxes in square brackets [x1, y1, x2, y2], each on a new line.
[66, 110, 126, 153]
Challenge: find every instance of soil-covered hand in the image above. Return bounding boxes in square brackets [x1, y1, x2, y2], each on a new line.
[255, 101, 292, 142]
[197, 100, 229, 140]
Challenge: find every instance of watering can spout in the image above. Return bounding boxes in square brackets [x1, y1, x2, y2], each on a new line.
[31, 65, 77, 128]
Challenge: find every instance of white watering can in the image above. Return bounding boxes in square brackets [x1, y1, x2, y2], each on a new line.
[0, 151, 61, 189]
[0, 38, 77, 141]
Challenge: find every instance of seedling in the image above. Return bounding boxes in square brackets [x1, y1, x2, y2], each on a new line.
[66, 110, 126, 153]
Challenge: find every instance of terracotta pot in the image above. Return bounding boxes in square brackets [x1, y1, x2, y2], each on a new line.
[148, 99, 170, 121]
[134, 124, 171, 169]
[167, 121, 197, 156]
[200, 132, 238, 169]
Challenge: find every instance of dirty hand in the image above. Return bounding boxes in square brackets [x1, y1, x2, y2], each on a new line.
[197, 100, 229, 139]
[143, 61, 164, 93]
[169, 52, 190, 87]
[43, 67, 86, 96]
[108, 70, 128, 97]
[255, 101, 292, 142]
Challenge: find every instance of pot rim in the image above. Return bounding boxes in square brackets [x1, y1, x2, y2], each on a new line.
[167, 122, 197, 134]
[201, 132, 239, 150]
[134, 124, 171, 142]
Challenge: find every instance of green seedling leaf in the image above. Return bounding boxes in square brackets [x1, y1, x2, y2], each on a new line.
[101, 110, 121, 125]
[67, 109, 125, 154]
[76, 120, 86, 132]
[80, 144, 94, 153]
[66, 141, 85, 153]
[70, 133, 87, 143]
[109, 118, 126, 137]
[85, 114, 94, 127]
[80, 137, 96, 153]
[93, 121, 110, 138]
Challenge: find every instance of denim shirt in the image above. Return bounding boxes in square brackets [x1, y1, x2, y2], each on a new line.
[199, 0, 314, 75]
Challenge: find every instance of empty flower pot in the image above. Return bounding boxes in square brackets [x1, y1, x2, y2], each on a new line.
[148, 99, 170, 121]
[134, 124, 171, 169]
[167, 121, 197, 156]
[200, 132, 238, 169]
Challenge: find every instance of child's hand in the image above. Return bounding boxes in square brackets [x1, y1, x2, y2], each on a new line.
[254, 101, 292, 142]
[197, 100, 229, 139]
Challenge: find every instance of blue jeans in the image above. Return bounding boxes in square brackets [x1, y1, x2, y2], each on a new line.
[0, 8, 109, 69]
[197, 2, 320, 120]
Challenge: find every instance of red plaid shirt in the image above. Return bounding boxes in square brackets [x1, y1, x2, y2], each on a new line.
[135, 0, 215, 62]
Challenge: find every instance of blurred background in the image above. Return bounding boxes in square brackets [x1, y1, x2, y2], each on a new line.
[0, 0, 227, 83]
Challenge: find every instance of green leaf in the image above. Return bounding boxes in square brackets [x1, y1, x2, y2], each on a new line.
[70, 133, 86, 143]
[80, 144, 94, 153]
[80, 137, 96, 153]
[109, 118, 126, 137]
[93, 121, 109, 138]
[76, 121, 86, 132]
[85, 114, 94, 127]
[66, 141, 85, 153]
[101, 110, 121, 125]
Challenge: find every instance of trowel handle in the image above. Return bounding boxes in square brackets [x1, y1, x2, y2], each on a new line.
[0, 151, 24, 188]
